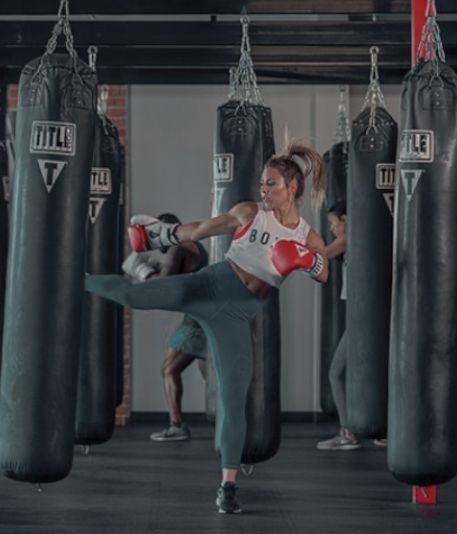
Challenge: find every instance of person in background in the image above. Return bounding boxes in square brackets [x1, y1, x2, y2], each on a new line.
[122, 213, 208, 442]
[316, 200, 387, 451]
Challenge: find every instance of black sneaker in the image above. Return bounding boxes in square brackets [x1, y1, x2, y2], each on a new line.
[215, 482, 242, 514]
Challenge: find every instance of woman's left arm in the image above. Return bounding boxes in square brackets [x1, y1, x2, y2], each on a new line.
[306, 229, 329, 283]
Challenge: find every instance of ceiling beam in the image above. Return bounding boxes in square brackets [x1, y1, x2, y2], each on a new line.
[0, 1, 455, 15]
[4, 65, 411, 86]
[0, 45, 418, 69]
[0, 21, 418, 47]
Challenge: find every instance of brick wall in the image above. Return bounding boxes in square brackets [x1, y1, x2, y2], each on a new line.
[7, 83, 131, 426]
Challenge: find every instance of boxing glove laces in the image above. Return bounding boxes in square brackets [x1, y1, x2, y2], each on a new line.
[128, 215, 180, 252]
[271, 240, 324, 278]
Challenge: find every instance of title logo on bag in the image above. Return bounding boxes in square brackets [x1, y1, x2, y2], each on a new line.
[376, 164, 396, 216]
[90, 167, 112, 194]
[399, 130, 434, 162]
[401, 169, 424, 202]
[213, 154, 234, 182]
[31, 121, 76, 156]
[38, 159, 67, 192]
[89, 197, 107, 224]
[376, 164, 396, 189]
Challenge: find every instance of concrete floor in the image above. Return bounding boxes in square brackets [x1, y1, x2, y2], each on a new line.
[0, 421, 456, 533]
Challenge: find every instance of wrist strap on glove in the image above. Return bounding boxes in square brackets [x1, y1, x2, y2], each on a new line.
[308, 252, 324, 278]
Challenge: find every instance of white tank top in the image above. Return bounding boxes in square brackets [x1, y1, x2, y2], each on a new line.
[225, 204, 312, 288]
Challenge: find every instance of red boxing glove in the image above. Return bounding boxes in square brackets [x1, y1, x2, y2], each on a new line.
[128, 224, 149, 252]
[271, 240, 324, 278]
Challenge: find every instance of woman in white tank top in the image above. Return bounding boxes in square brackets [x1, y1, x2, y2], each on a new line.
[86, 141, 329, 513]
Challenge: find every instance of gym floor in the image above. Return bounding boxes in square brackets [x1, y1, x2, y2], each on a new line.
[1, 420, 456, 534]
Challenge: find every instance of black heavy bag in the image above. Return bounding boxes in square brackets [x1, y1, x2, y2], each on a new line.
[319, 142, 347, 415]
[346, 107, 397, 436]
[0, 143, 9, 364]
[210, 101, 281, 464]
[115, 145, 126, 408]
[389, 59, 457, 485]
[0, 53, 97, 482]
[75, 115, 121, 445]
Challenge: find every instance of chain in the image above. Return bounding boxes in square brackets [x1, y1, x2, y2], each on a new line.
[335, 86, 350, 143]
[229, 16, 263, 105]
[88, 46, 98, 71]
[34, 0, 81, 81]
[362, 46, 386, 133]
[98, 85, 109, 116]
[417, 0, 445, 77]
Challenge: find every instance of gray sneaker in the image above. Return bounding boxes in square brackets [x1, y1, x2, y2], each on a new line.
[317, 428, 361, 451]
[373, 438, 388, 447]
[216, 482, 242, 514]
[149, 423, 190, 442]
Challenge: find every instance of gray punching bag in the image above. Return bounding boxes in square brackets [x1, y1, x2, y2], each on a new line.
[75, 114, 122, 445]
[0, 142, 9, 365]
[0, 18, 97, 481]
[389, 48, 457, 483]
[116, 146, 126, 407]
[210, 101, 280, 465]
[346, 75, 397, 436]
[320, 142, 347, 415]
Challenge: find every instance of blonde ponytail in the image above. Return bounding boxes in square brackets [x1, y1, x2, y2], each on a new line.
[267, 139, 326, 210]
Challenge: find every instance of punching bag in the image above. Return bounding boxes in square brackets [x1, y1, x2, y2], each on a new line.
[0, 41, 97, 480]
[210, 101, 281, 464]
[0, 142, 9, 365]
[319, 142, 347, 415]
[75, 114, 121, 445]
[115, 145, 126, 408]
[346, 105, 397, 436]
[389, 56, 457, 485]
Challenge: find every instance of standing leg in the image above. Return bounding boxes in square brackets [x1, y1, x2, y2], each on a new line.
[149, 350, 195, 442]
[161, 350, 195, 426]
[317, 331, 360, 451]
[200, 317, 254, 514]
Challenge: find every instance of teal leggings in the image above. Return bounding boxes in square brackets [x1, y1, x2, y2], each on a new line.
[85, 261, 263, 469]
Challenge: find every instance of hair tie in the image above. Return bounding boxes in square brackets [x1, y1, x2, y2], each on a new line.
[290, 154, 307, 175]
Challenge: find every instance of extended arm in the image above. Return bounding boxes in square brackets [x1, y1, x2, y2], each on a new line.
[129, 202, 258, 251]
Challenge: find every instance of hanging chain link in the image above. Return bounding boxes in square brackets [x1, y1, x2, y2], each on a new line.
[88, 46, 98, 71]
[228, 16, 263, 105]
[98, 85, 109, 116]
[45, 0, 78, 60]
[417, 0, 446, 77]
[33, 0, 81, 81]
[362, 46, 386, 133]
[335, 86, 350, 143]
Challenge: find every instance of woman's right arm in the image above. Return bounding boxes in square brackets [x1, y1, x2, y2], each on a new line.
[175, 202, 258, 242]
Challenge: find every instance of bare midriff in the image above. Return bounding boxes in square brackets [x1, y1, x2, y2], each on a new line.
[226, 258, 271, 299]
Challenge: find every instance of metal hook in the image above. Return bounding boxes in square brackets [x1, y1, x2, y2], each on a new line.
[88, 46, 98, 71]
[370, 46, 379, 67]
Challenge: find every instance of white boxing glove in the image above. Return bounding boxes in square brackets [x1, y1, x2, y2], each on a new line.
[128, 214, 180, 251]
[121, 252, 159, 282]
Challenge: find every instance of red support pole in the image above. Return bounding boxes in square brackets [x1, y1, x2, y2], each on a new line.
[411, 0, 428, 65]
[412, 485, 437, 504]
